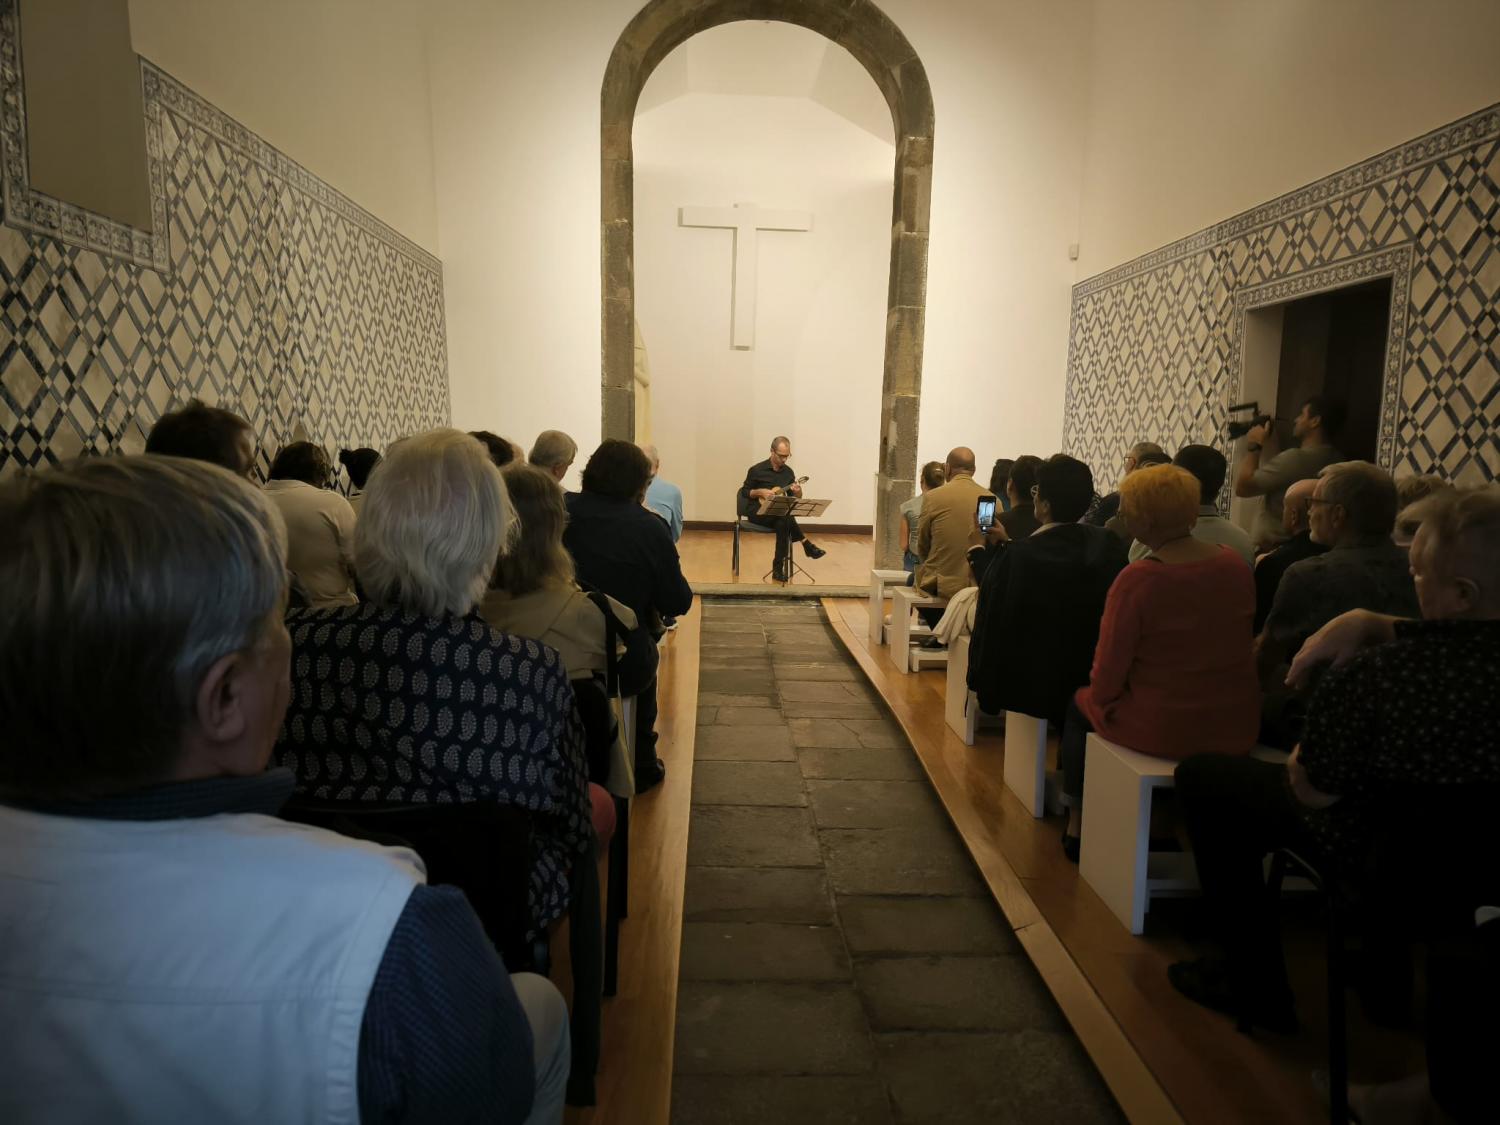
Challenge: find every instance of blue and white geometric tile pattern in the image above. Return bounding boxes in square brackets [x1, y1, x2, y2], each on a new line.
[0, 0, 448, 478]
[1065, 104, 1499, 489]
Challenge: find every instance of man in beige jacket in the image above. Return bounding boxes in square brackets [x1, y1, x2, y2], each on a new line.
[916, 448, 987, 599]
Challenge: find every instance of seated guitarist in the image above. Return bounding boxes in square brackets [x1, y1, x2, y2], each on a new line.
[740, 435, 825, 582]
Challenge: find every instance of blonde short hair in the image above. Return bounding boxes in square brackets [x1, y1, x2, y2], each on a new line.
[529, 429, 578, 471]
[356, 429, 513, 617]
[0, 455, 287, 798]
[1119, 464, 1200, 532]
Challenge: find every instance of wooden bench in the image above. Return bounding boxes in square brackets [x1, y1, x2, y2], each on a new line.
[887, 586, 946, 674]
[943, 635, 1000, 744]
[867, 568, 909, 645]
[1078, 733, 1198, 934]
[1003, 712, 1053, 817]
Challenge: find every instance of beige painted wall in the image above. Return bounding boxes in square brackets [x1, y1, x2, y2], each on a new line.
[1075, 0, 1500, 279]
[126, 0, 439, 253]
[428, 0, 1095, 482]
[21, 0, 152, 230]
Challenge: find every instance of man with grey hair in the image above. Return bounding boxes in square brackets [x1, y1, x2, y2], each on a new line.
[0, 455, 566, 1124]
[641, 442, 684, 543]
[529, 429, 578, 485]
[1252, 476, 1329, 632]
[1086, 439, 1168, 528]
[1257, 460, 1419, 688]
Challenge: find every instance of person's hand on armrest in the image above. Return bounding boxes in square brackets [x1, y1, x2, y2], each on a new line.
[1285, 609, 1402, 691]
[1286, 745, 1340, 810]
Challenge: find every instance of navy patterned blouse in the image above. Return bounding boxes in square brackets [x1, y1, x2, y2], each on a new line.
[275, 604, 593, 933]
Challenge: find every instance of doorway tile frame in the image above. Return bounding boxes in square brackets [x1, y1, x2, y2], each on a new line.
[1230, 243, 1415, 471]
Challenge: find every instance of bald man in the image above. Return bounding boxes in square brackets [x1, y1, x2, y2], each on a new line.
[915, 447, 987, 599]
[1252, 476, 1328, 633]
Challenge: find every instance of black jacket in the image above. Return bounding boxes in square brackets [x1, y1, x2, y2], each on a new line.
[968, 523, 1127, 726]
[564, 491, 694, 632]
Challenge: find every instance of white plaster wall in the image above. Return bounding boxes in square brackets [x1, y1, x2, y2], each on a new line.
[633, 91, 892, 524]
[1074, 0, 1500, 279]
[126, 0, 440, 253]
[427, 0, 1097, 487]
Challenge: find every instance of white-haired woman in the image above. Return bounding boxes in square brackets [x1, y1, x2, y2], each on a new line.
[275, 428, 594, 937]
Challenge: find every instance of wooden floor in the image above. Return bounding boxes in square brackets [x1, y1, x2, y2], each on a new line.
[677, 528, 874, 588]
[823, 597, 1422, 1125]
[564, 603, 699, 1125]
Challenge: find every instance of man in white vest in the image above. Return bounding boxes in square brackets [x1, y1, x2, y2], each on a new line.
[0, 455, 569, 1124]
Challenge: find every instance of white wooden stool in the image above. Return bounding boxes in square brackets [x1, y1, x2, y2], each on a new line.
[867, 568, 909, 646]
[943, 636, 999, 744]
[887, 587, 946, 674]
[1078, 733, 1197, 934]
[1003, 712, 1050, 817]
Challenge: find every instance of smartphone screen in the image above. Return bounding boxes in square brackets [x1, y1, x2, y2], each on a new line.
[976, 494, 998, 531]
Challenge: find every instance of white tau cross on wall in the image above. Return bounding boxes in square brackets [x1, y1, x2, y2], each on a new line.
[678, 202, 813, 350]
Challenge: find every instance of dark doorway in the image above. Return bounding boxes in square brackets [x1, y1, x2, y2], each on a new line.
[1273, 278, 1392, 462]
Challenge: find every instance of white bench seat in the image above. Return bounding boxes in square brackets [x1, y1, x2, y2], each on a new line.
[888, 586, 947, 674]
[867, 568, 909, 646]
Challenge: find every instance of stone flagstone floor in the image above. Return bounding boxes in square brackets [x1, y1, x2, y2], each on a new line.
[671, 598, 1122, 1125]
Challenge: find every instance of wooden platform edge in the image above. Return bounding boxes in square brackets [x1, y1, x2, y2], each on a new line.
[574, 603, 700, 1124]
[821, 597, 1184, 1125]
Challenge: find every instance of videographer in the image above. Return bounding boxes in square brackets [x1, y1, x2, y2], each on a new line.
[1232, 395, 1344, 549]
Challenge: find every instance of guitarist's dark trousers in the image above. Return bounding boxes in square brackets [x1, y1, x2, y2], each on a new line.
[748, 512, 804, 568]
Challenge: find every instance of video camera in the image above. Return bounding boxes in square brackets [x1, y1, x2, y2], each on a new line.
[1226, 401, 1274, 441]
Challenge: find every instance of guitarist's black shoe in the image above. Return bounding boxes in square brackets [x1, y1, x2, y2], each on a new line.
[802, 540, 826, 560]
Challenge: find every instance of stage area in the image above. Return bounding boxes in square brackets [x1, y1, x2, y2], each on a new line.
[678, 529, 875, 596]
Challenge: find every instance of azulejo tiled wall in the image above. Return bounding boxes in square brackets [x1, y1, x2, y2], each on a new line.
[0, 0, 448, 477]
[1065, 104, 1498, 489]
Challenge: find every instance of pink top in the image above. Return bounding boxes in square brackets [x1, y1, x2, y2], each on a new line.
[1075, 547, 1259, 761]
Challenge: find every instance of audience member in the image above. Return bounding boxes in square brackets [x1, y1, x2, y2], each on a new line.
[969, 454, 1128, 727]
[1257, 460, 1419, 683]
[1170, 487, 1500, 1033]
[997, 454, 1043, 540]
[987, 458, 1015, 511]
[144, 398, 256, 478]
[276, 429, 594, 939]
[1058, 465, 1259, 860]
[530, 430, 578, 485]
[471, 430, 521, 467]
[484, 462, 642, 799]
[915, 447, 987, 599]
[0, 454, 564, 1123]
[1103, 448, 1171, 539]
[264, 441, 358, 608]
[900, 460, 946, 573]
[565, 440, 693, 793]
[1393, 473, 1452, 547]
[338, 446, 381, 514]
[1252, 476, 1327, 633]
[640, 443, 684, 542]
[1233, 394, 1345, 548]
[1130, 445, 1255, 566]
[1086, 440, 1166, 527]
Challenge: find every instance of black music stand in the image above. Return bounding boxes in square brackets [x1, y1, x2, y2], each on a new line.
[755, 495, 831, 585]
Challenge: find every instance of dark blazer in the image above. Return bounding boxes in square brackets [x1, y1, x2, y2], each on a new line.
[564, 490, 694, 632]
[968, 523, 1128, 726]
[998, 502, 1040, 541]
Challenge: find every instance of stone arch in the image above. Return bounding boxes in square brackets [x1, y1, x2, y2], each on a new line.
[601, 0, 933, 564]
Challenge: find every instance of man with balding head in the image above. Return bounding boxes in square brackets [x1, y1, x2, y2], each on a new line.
[915, 447, 987, 599]
[1252, 476, 1328, 632]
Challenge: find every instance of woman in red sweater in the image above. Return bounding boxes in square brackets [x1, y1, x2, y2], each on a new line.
[1059, 464, 1259, 859]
